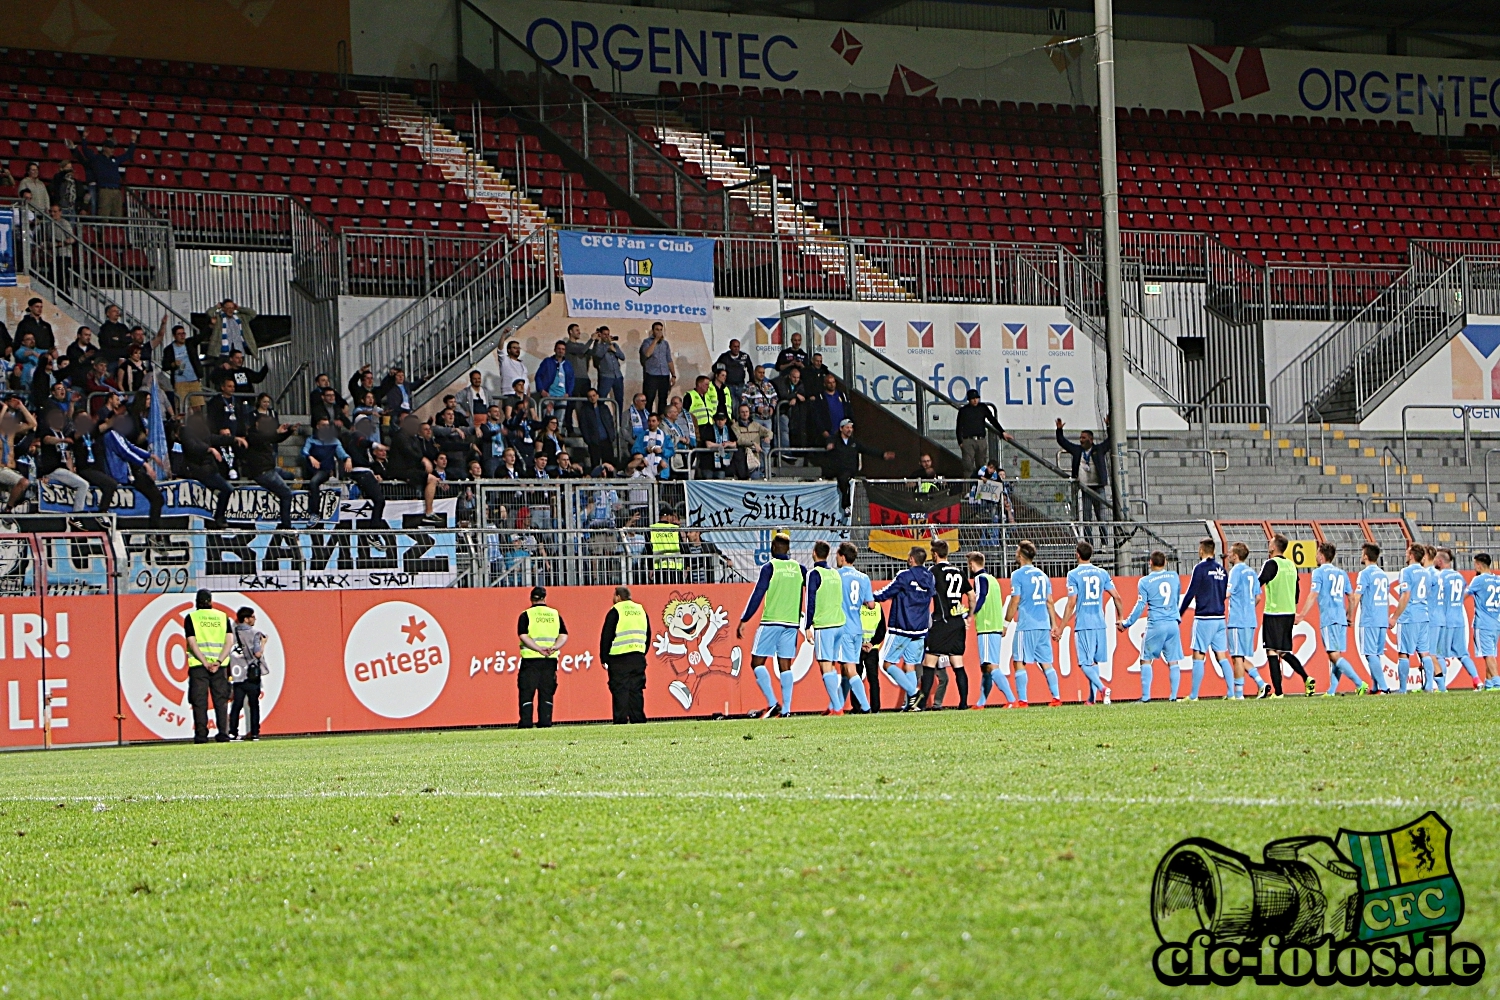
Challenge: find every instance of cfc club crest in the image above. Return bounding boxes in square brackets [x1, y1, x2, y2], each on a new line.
[652, 593, 740, 711]
[623, 256, 654, 295]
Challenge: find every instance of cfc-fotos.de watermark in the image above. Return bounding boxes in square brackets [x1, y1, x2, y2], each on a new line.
[1150, 812, 1485, 987]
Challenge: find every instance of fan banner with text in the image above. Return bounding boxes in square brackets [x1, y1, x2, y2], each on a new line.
[0, 574, 1471, 747]
[558, 230, 715, 321]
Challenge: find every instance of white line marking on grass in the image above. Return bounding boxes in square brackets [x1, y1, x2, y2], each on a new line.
[0, 789, 1494, 811]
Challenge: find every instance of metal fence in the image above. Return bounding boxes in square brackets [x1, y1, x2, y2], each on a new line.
[129, 188, 294, 251]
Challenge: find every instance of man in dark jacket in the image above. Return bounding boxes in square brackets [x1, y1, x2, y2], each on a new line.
[240, 415, 295, 530]
[822, 419, 894, 509]
[178, 413, 234, 528]
[772, 365, 809, 452]
[956, 389, 1009, 473]
[389, 415, 440, 523]
[577, 387, 617, 471]
[1056, 417, 1111, 533]
[16, 298, 55, 351]
[714, 338, 752, 400]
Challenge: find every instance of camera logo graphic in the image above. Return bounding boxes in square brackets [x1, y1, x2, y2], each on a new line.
[1151, 812, 1483, 987]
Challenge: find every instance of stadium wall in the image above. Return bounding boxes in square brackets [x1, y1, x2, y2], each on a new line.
[1362, 314, 1500, 431]
[352, 0, 1500, 135]
[1, 577, 1417, 748]
[0, 0, 350, 73]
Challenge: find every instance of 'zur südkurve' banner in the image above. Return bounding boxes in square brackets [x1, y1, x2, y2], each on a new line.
[0, 575, 1462, 747]
[558, 230, 715, 322]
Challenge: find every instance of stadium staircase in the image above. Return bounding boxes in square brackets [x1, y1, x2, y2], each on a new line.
[352, 91, 550, 239]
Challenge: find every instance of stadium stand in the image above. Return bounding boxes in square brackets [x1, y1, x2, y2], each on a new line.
[643, 81, 1497, 265]
[0, 47, 630, 234]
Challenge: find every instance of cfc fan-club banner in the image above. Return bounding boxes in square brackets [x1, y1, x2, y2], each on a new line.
[864, 481, 961, 558]
[4, 572, 1475, 748]
[559, 230, 715, 322]
[683, 480, 846, 577]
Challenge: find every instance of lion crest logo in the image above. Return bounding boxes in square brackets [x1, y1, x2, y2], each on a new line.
[652, 593, 741, 710]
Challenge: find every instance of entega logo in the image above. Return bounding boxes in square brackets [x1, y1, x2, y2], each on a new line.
[1151, 812, 1484, 987]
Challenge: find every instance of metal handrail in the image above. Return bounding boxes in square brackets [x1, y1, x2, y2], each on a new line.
[1292, 496, 1371, 519]
[1059, 244, 1185, 406]
[1483, 448, 1500, 508]
[1381, 444, 1407, 499]
[1374, 494, 1437, 521]
[1127, 447, 1230, 517]
[1401, 404, 1472, 468]
[1466, 492, 1488, 523]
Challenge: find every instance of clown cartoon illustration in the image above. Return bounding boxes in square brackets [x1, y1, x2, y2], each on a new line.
[653, 593, 741, 710]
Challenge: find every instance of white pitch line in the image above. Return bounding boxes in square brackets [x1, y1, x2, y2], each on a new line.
[0, 789, 1494, 811]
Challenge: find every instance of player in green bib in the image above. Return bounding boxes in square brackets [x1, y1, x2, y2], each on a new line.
[737, 532, 807, 718]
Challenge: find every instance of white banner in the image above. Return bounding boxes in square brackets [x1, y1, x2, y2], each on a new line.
[559, 230, 715, 321]
[684, 480, 845, 578]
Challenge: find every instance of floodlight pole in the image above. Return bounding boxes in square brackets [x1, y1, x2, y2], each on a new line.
[1095, 0, 1129, 533]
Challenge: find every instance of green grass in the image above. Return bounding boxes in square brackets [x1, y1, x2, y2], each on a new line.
[1, 696, 1497, 999]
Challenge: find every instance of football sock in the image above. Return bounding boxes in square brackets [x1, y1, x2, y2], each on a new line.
[1282, 652, 1307, 679]
[1458, 654, 1479, 682]
[1421, 655, 1438, 691]
[1190, 659, 1205, 699]
[986, 668, 1015, 705]
[1168, 661, 1181, 700]
[778, 670, 795, 714]
[1246, 665, 1265, 690]
[821, 671, 843, 711]
[846, 675, 870, 712]
[752, 665, 778, 710]
[898, 668, 919, 696]
[951, 665, 969, 708]
[1267, 654, 1284, 695]
[1399, 659, 1412, 694]
[1233, 677, 1244, 699]
[1139, 661, 1153, 701]
[1079, 663, 1103, 699]
[1365, 654, 1387, 692]
[1016, 670, 1030, 704]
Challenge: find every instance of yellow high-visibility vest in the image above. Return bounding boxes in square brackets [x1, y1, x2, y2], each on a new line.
[186, 608, 229, 668]
[521, 605, 562, 658]
[610, 601, 649, 655]
[649, 521, 684, 570]
[686, 386, 724, 426]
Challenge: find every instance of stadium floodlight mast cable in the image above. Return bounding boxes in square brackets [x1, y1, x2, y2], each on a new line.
[1095, 0, 1129, 536]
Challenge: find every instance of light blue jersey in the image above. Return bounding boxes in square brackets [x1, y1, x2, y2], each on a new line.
[1124, 569, 1182, 627]
[1311, 563, 1351, 626]
[1010, 564, 1053, 631]
[1466, 573, 1500, 632]
[1226, 561, 1261, 630]
[1355, 564, 1390, 627]
[1440, 569, 1467, 628]
[1065, 563, 1115, 631]
[1396, 564, 1429, 624]
[838, 565, 874, 637]
[1424, 566, 1442, 622]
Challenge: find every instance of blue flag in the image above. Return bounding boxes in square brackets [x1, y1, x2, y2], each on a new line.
[148, 377, 169, 474]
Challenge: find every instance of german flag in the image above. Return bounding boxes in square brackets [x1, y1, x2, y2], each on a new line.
[865, 482, 961, 559]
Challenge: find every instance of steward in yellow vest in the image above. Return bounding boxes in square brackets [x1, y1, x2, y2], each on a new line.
[601, 585, 650, 724]
[518, 585, 569, 729]
[184, 588, 233, 744]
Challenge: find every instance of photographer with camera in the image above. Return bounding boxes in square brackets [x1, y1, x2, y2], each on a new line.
[227, 607, 268, 741]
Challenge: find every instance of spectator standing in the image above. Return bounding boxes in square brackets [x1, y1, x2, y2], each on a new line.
[577, 387, 617, 472]
[183, 589, 232, 743]
[534, 340, 576, 429]
[455, 369, 489, 417]
[564, 323, 592, 402]
[66, 133, 139, 216]
[730, 403, 770, 480]
[61, 326, 97, 379]
[705, 411, 736, 478]
[1055, 417, 1110, 536]
[383, 365, 413, 417]
[495, 339, 526, 394]
[772, 364, 808, 452]
[823, 419, 894, 509]
[227, 607, 267, 741]
[49, 160, 81, 223]
[205, 299, 257, 360]
[742, 365, 777, 425]
[809, 372, 850, 448]
[17, 163, 49, 213]
[807, 353, 833, 387]
[503, 397, 537, 471]
[775, 331, 808, 377]
[42, 205, 73, 289]
[957, 390, 1007, 473]
[17, 298, 56, 352]
[160, 322, 207, 413]
[389, 415, 441, 522]
[517, 585, 568, 729]
[639, 321, 675, 415]
[242, 415, 295, 530]
[208, 350, 267, 397]
[715, 338, 752, 405]
[589, 324, 626, 412]
[600, 585, 649, 724]
[344, 433, 387, 524]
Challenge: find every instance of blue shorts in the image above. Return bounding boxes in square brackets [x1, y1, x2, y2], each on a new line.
[1142, 622, 1184, 663]
[1191, 618, 1226, 654]
[1016, 628, 1053, 665]
[1396, 622, 1427, 656]
[1433, 626, 1450, 659]
[814, 627, 843, 662]
[1445, 625, 1468, 659]
[1074, 628, 1108, 666]
[881, 633, 925, 667]
[1476, 628, 1499, 658]
[1320, 623, 1348, 653]
[1359, 627, 1387, 659]
[977, 631, 1004, 666]
[752, 623, 800, 660]
[1227, 626, 1257, 659]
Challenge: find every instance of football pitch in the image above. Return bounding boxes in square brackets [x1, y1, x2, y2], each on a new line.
[1, 696, 1495, 999]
